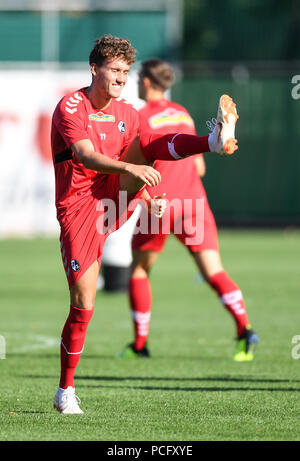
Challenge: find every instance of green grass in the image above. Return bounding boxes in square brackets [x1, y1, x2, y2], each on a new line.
[0, 230, 300, 441]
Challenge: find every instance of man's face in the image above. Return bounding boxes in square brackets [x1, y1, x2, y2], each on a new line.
[91, 57, 130, 100]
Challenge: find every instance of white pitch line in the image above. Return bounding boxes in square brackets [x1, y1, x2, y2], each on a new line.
[1, 333, 59, 353]
[18, 335, 59, 352]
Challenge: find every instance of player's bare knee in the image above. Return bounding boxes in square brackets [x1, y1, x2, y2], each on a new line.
[132, 251, 156, 276]
[70, 290, 94, 310]
[131, 264, 149, 278]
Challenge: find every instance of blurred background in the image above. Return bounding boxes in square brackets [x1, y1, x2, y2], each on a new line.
[0, 0, 299, 239]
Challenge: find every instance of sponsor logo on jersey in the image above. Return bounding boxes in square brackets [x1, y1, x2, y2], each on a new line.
[118, 121, 126, 133]
[70, 259, 81, 272]
[64, 92, 83, 114]
[89, 113, 115, 122]
[149, 108, 194, 129]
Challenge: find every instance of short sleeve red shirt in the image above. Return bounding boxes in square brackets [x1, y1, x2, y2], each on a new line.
[138, 99, 206, 200]
[51, 88, 139, 217]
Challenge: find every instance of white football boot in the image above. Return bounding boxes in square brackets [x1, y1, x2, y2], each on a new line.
[208, 94, 239, 155]
[53, 386, 84, 414]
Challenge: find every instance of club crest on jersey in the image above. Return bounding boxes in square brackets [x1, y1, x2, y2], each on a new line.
[89, 112, 115, 122]
[70, 259, 81, 272]
[118, 121, 126, 133]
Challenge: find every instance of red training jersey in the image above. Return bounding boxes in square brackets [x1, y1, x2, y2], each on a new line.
[51, 88, 139, 219]
[138, 99, 206, 199]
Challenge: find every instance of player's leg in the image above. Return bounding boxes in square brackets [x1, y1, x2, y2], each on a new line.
[191, 249, 258, 361]
[69, 259, 100, 310]
[117, 250, 159, 358]
[54, 260, 99, 414]
[118, 136, 159, 195]
[54, 193, 108, 414]
[192, 248, 250, 336]
[117, 196, 170, 357]
[61, 260, 99, 390]
[138, 94, 238, 164]
[179, 195, 258, 361]
[119, 94, 238, 178]
[119, 95, 238, 195]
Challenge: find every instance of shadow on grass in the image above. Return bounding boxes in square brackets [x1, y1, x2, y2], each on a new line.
[75, 375, 300, 392]
[23, 374, 300, 392]
[7, 352, 227, 361]
[77, 375, 300, 383]
[6, 353, 111, 360]
[79, 384, 300, 392]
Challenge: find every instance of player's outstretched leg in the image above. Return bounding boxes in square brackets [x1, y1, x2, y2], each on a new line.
[139, 94, 239, 162]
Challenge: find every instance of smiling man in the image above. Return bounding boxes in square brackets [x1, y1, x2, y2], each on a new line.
[51, 34, 239, 414]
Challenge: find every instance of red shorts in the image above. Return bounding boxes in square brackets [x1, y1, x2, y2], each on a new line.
[132, 195, 219, 254]
[58, 174, 144, 288]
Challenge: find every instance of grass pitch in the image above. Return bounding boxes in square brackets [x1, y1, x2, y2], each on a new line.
[0, 230, 300, 441]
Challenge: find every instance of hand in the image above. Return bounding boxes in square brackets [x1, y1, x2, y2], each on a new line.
[149, 193, 167, 218]
[125, 163, 161, 187]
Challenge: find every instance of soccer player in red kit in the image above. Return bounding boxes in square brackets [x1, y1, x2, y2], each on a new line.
[117, 59, 258, 362]
[51, 35, 239, 414]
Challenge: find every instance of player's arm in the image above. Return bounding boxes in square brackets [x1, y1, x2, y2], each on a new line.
[71, 139, 161, 187]
[194, 155, 206, 177]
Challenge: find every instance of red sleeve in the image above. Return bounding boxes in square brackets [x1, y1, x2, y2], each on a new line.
[53, 99, 89, 148]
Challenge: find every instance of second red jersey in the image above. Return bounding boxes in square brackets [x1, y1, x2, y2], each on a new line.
[138, 99, 207, 200]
